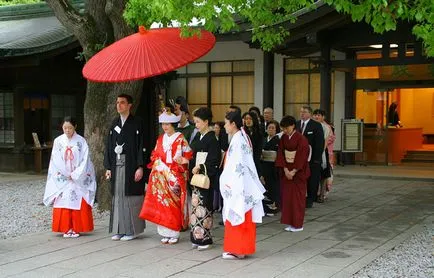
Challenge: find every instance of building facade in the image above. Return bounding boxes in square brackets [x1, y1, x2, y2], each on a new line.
[2, 1, 434, 172]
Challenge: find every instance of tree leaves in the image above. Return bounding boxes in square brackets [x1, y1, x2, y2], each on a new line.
[121, 0, 434, 56]
[123, 0, 316, 51]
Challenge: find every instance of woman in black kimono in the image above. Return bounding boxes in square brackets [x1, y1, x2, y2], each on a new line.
[261, 120, 281, 214]
[242, 111, 263, 177]
[213, 121, 225, 212]
[189, 107, 221, 251]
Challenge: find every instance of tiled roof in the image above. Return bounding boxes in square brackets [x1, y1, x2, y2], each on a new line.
[0, 0, 83, 57]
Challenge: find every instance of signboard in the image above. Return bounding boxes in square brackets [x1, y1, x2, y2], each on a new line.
[32, 132, 41, 148]
[341, 119, 363, 153]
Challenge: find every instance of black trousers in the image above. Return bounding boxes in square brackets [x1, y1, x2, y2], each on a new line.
[307, 162, 321, 205]
[262, 162, 280, 206]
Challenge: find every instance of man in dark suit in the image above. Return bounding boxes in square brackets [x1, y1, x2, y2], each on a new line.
[296, 106, 324, 208]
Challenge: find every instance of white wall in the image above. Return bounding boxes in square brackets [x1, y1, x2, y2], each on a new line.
[273, 54, 286, 120]
[331, 50, 346, 151]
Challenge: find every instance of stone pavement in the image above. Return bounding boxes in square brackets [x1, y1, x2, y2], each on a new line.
[333, 165, 434, 182]
[0, 170, 433, 278]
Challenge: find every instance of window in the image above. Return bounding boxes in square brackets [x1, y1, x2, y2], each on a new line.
[51, 95, 76, 140]
[0, 92, 14, 144]
[284, 58, 334, 119]
[168, 60, 255, 122]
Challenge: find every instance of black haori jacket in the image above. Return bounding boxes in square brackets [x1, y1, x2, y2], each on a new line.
[104, 114, 145, 196]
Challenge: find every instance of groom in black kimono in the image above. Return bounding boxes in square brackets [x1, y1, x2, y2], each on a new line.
[104, 93, 146, 241]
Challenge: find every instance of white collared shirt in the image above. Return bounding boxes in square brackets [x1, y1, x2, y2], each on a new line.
[301, 118, 310, 134]
[120, 115, 127, 127]
[178, 121, 190, 128]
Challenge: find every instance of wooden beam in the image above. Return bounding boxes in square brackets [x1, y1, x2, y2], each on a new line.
[262, 52, 274, 108]
[356, 79, 434, 89]
[331, 56, 434, 68]
[0, 57, 40, 68]
[274, 12, 347, 52]
[320, 43, 332, 119]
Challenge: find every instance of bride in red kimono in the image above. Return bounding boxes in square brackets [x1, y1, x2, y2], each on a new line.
[275, 115, 310, 232]
[140, 109, 192, 244]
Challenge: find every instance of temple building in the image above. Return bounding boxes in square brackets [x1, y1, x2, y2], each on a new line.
[1, 0, 433, 171]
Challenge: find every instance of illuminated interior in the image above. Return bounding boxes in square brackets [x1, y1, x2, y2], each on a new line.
[355, 52, 434, 135]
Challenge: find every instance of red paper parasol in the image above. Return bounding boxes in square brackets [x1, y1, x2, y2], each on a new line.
[82, 27, 216, 82]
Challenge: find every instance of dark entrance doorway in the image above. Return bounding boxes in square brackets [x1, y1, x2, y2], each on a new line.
[23, 93, 50, 146]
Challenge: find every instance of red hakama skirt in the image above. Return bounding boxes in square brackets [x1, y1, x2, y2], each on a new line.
[52, 198, 94, 233]
[223, 210, 256, 255]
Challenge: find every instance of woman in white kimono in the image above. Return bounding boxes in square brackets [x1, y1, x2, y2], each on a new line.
[43, 117, 96, 238]
[220, 111, 265, 259]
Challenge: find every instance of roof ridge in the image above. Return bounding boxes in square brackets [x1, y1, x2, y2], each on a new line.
[0, 0, 84, 21]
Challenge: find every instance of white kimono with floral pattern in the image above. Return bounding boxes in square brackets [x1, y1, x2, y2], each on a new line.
[219, 128, 265, 226]
[43, 133, 96, 210]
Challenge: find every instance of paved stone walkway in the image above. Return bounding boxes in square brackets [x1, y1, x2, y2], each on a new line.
[0, 173, 433, 277]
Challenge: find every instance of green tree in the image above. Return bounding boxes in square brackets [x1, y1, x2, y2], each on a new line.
[125, 0, 434, 56]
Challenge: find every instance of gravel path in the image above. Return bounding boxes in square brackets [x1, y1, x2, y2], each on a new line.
[353, 223, 434, 278]
[0, 178, 109, 239]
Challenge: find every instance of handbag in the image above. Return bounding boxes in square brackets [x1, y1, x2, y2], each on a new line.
[284, 150, 296, 163]
[190, 164, 210, 189]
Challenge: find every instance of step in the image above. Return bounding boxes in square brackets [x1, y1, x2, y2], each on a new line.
[401, 158, 434, 163]
[400, 161, 434, 167]
[406, 150, 434, 154]
[404, 154, 434, 159]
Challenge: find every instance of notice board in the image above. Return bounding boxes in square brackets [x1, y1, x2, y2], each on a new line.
[341, 119, 363, 153]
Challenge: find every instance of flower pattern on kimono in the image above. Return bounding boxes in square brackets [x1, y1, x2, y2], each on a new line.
[235, 163, 245, 177]
[76, 141, 82, 153]
[247, 167, 258, 180]
[83, 175, 93, 186]
[195, 205, 206, 218]
[70, 190, 78, 202]
[244, 195, 254, 206]
[56, 172, 68, 182]
[190, 214, 197, 225]
[193, 226, 205, 239]
[228, 145, 233, 156]
[168, 179, 180, 196]
[202, 216, 213, 229]
[191, 193, 200, 207]
[240, 143, 251, 155]
[228, 210, 243, 224]
[222, 187, 232, 199]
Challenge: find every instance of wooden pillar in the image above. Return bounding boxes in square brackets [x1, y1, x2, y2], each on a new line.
[344, 52, 356, 119]
[14, 87, 25, 147]
[320, 44, 331, 119]
[262, 51, 274, 109]
[376, 92, 383, 127]
[341, 51, 356, 165]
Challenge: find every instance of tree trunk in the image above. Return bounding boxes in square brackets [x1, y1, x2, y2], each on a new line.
[84, 81, 143, 211]
[46, 0, 143, 211]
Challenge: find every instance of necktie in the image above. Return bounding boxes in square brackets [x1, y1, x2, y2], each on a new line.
[301, 121, 305, 133]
